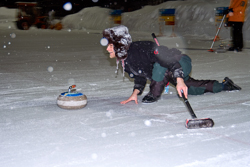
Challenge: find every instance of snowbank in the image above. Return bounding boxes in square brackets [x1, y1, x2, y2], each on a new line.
[61, 7, 112, 31]
[0, 7, 16, 18]
[60, 0, 250, 39]
[0, 0, 249, 39]
[0, 7, 17, 29]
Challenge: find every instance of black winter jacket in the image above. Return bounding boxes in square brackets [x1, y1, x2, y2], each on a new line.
[124, 41, 184, 95]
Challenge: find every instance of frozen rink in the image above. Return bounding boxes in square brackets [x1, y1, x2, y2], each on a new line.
[1, 0, 250, 166]
[1, 28, 250, 167]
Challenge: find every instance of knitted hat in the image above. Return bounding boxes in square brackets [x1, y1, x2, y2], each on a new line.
[102, 25, 132, 60]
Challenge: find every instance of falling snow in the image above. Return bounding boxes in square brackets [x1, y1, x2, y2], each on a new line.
[0, 0, 250, 167]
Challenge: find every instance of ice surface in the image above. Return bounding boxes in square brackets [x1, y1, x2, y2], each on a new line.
[0, 1, 250, 167]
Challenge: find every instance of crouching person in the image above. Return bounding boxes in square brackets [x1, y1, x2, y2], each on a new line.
[100, 25, 241, 104]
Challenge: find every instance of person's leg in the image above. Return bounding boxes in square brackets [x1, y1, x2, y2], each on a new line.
[228, 22, 237, 51]
[150, 80, 166, 97]
[184, 77, 223, 95]
[234, 22, 244, 50]
[239, 23, 244, 49]
[184, 76, 241, 95]
[142, 80, 166, 103]
[230, 22, 243, 51]
[152, 62, 168, 82]
[232, 22, 237, 49]
[145, 54, 192, 100]
[178, 54, 192, 80]
[142, 68, 169, 103]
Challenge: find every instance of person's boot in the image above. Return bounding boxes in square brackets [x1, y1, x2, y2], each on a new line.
[142, 92, 159, 103]
[235, 47, 242, 52]
[228, 47, 235, 51]
[222, 77, 241, 91]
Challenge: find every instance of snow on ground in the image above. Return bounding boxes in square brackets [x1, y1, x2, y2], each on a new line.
[0, 0, 250, 167]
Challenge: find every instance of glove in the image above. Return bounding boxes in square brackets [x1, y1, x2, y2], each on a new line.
[224, 18, 231, 27]
[224, 8, 233, 15]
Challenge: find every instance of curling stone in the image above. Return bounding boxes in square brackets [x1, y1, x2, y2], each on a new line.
[57, 85, 87, 109]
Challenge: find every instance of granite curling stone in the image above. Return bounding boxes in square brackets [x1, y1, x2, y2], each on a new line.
[57, 85, 87, 109]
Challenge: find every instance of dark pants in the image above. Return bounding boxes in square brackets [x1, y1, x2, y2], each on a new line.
[230, 22, 244, 49]
[150, 55, 223, 97]
[150, 74, 222, 98]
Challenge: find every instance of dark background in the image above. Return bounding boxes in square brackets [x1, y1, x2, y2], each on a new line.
[1, 0, 183, 17]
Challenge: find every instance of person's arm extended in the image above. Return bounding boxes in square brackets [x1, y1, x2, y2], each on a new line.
[120, 89, 140, 104]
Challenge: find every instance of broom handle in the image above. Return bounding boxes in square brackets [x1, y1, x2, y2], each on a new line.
[181, 92, 197, 119]
[210, 14, 226, 49]
[152, 33, 160, 46]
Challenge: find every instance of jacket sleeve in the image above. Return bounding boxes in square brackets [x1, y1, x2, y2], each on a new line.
[229, 0, 247, 12]
[133, 75, 147, 95]
[153, 46, 184, 82]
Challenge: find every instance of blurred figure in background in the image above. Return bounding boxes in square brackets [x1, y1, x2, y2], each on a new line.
[226, 0, 248, 52]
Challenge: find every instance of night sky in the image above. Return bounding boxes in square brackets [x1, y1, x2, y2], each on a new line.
[1, 0, 117, 17]
[1, 0, 172, 17]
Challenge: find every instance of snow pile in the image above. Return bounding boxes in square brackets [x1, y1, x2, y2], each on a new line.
[0, 7, 17, 29]
[60, 0, 249, 39]
[122, 1, 217, 37]
[0, 0, 249, 39]
[61, 7, 111, 30]
[0, 7, 16, 18]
